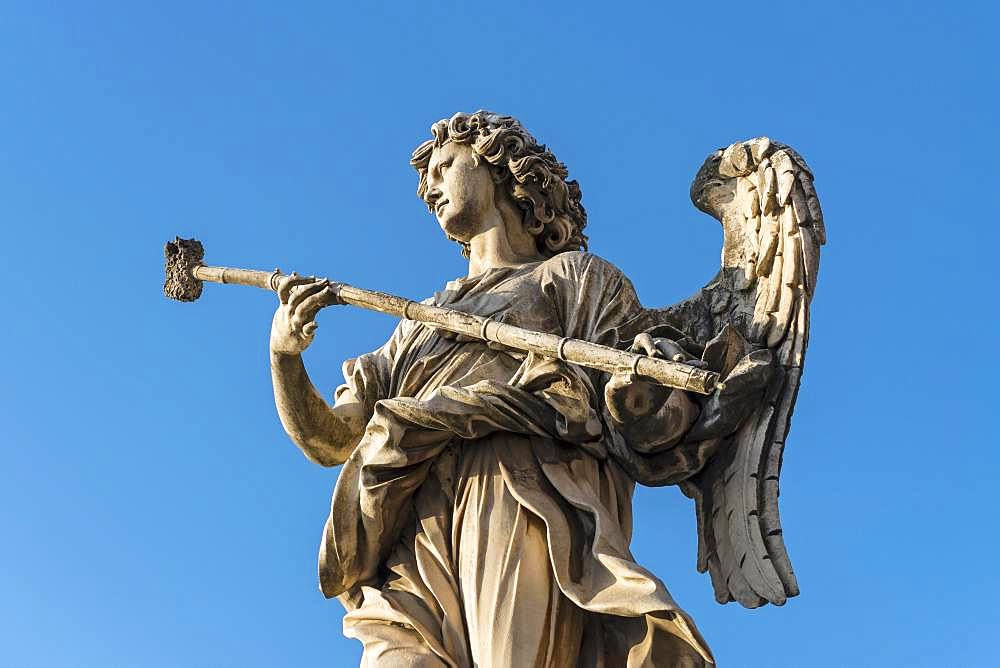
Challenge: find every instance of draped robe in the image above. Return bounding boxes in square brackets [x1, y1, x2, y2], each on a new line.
[320, 252, 722, 667]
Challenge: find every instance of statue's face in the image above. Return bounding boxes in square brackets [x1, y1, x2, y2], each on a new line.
[425, 142, 497, 243]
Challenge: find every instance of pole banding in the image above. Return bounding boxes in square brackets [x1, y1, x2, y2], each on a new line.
[164, 237, 723, 394]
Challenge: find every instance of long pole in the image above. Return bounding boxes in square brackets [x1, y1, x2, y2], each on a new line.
[165, 238, 722, 394]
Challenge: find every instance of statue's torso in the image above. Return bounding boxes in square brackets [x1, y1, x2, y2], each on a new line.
[385, 253, 621, 402]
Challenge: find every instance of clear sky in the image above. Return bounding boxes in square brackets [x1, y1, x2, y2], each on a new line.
[1, 1, 996, 666]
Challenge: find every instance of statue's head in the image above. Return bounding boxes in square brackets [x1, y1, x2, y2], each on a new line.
[411, 111, 588, 258]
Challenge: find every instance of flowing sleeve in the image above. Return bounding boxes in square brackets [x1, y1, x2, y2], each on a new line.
[332, 321, 404, 418]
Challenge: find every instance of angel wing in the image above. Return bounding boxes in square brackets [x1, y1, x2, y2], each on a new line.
[649, 138, 825, 608]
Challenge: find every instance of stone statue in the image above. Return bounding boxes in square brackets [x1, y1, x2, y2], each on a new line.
[261, 111, 824, 666]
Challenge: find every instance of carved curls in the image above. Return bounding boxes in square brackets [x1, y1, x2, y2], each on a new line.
[411, 111, 588, 258]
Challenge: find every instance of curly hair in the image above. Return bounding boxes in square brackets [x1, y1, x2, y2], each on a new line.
[411, 111, 588, 258]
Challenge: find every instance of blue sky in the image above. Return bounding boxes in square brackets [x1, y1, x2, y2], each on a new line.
[1, 1, 996, 665]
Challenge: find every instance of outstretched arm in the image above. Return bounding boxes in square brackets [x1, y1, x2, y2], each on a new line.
[269, 274, 366, 467]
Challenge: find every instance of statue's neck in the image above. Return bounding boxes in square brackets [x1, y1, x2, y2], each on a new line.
[466, 209, 543, 277]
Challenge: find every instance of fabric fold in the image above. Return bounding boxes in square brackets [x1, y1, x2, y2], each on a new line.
[321, 252, 716, 666]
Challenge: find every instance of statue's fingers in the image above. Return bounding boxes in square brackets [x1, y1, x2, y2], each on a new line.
[654, 339, 702, 366]
[633, 332, 657, 357]
[653, 338, 684, 360]
[287, 279, 329, 312]
[277, 272, 314, 303]
[301, 322, 318, 338]
[277, 272, 298, 303]
[294, 291, 336, 324]
[289, 312, 311, 335]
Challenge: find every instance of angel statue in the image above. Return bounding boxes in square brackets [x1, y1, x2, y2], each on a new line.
[267, 111, 824, 667]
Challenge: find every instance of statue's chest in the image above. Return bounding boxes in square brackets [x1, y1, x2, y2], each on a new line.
[437, 272, 563, 336]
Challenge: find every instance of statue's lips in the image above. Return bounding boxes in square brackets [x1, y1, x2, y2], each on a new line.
[436, 200, 449, 215]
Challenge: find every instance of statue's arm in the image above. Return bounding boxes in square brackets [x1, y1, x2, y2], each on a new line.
[268, 273, 366, 467]
[270, 351, 366, 467]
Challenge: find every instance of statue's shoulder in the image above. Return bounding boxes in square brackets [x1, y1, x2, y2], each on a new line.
[540, 250, 627, 281]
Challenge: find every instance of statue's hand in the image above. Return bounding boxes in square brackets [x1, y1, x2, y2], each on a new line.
[605, 334, 704, 424]
[270, 273, 342, 356]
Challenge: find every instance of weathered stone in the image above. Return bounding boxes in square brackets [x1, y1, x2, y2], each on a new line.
[167, 114, 825, 667]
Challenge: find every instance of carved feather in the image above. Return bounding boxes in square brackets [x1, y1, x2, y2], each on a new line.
[730, 404, 785, 603]
[757, 218, 780, 277]
[765, 236, 783, 314]
[798, 175, 826, 243]
[762, 166, 778, 215]
[777, 170, 795, 206]
[748, 137, 771, 165]
[799, 225, 820, 295]
[790, 180, 811, 226]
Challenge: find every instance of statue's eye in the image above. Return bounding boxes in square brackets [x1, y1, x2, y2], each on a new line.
[440, 160, 451, 174]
